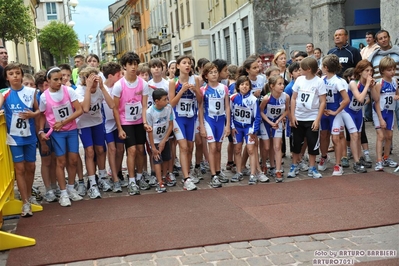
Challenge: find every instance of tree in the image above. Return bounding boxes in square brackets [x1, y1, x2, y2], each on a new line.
[0, 0, 36, 61]
[38, 21, 79, 64]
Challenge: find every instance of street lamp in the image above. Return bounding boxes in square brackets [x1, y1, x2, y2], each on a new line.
[84, 34, 93, 55]
[63, 0, 78, 26]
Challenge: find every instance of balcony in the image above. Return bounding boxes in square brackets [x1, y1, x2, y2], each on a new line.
[147, 27, 161, 45]
[130, 12, 141, 30]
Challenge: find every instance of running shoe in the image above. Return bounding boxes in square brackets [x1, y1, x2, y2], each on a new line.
[353, 162, 367, 173]
[183, 178, 197, 191]
[31, 186, 43, 202]
[21, 202, 33, 217]
[218, 170, 229, 183]
[248, 174, 257, 185]
[341, 157, 350, 168]
[59, 194, 72, 207]
[210, 176, 222, 188]
[230, 172, 244, 182]
[332, 165, 343, 176]
[148, 174, 158, 187]
[164, 173, 177, 187]
[287, 164, 298, 178]
[112, 180, 123, 193]
[275, 171, 283, 183]
[298, 160, 309, 172]
[318, 155, 330, 171]
[127, 182, 140, 195]
[383, 158, 398, 168]
[88, 185, 102, 199]
[28, 196, 41, 206]
[308, 166, 323, 179]
[359, 156, 372, 168]
[193, 167, 203, 180]
[77, 182, 86, 196]
[138, 179, 151, 190]
[257, 172, 269, 183]
[98, 178, 113, 192]
[364, 153, 372, 164]
[174, 157, 181, 170]
[67, 188, 83, 201]
[188, 171, 200, 184]
[242, 167, 251, 176]
[226, 162, 234, 170]
[375, 161, 384, 171]
[155, 183, 167, 193]
[45, 190, 57, 202]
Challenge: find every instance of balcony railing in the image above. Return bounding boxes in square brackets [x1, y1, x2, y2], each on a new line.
[146, 27, 161, 45]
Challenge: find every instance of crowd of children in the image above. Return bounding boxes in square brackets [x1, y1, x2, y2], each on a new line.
[0, 47, 398, 217]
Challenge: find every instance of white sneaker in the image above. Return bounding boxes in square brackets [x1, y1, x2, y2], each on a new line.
[375, 161, 384, 171]
[67, 188, 83, 201]
[318, 155, 330, 172]
[257, 172, 269, 183]
[59, 195, 71, 207]
[45, 190, 57, 202]
[298, 160, 309, 172]
[183, 178, 197, 191]
[88, 185, 102, 199]
[332, 165, 343, 176]
[77, 182, 86, 196]
[29, 196, 41, 206]
[98, 178, 113, 192]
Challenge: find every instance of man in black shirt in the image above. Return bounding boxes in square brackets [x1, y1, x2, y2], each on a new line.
[0, 46, 9, 89]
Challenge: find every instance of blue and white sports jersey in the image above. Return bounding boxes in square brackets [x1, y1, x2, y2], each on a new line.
[323, 75, 346, 111]
[173, 75, 197, 118]
[264, 92, 287, 121]
[230, 92, 261, 134]
[2, 86, 37, 145]
[202, 83, 228, 119]
[374, 78, 397, 111]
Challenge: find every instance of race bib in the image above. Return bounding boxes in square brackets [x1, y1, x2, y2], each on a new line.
[125, 102, 142, 122]
[53, 102, 73, 122]
[325, 85, 335, 103]
[89, 101, 101, 116]
[298, 90, 315, 110]
[208, 98, 224, 116]
[154, 121, 168, 141]
[177, 98, 194, 117]
[234, 106, 251, 124]
[349, 97, 364, 111]
[381, 92, 395, 111]
[267, 104, 284, 119]
[9, 113, 31, 137]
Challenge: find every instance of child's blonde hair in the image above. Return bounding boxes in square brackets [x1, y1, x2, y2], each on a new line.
[78, 66, 99, 86]
[379, 56, 396, 75]
[137, 63, 150, 75]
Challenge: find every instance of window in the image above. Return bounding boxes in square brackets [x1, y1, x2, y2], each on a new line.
[145, 0, 149, 10]
[46, 3, 57, 20]
[224, 27, 231, 64]
[233, 23, 238, 65]
[242, 17, 250, 58]
[186, 0, 190, 24]
[212, 34, 216, 60]
[180, 3, 184, 27]
[170, 12, 174, 35]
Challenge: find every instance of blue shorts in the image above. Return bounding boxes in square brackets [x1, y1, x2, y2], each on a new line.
[9, 143, 36, 163]
[152, 141, 171, 164]
[264, 120, 283, 138]
[342, 110, 363, 133]
[232, 126, 255, 145]
[79, 123, 106, 148]
[173, 116, 196, 142]
[204, 116, 225, 143]
[38, 128, 53, 157]
[105, 129, 124, 144]
[373, 109, 394, 130]
[51, 129, 79, 156]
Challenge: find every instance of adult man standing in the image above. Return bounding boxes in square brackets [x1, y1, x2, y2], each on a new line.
[368, 30, 399, 130]
[361, 31, 379, 60]
[0, 46, 9, 89]
[71, 54, 84, 85]
[306, 43, 315, 57]
[328, 28, 362, 76]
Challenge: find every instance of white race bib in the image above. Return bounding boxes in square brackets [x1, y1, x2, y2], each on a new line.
[9, 113, 31, 137]
[298, 90, 315, 110]
[234, 106, 251, 124]
[208, 98, 224, 116]
[89, 101, 101, 116]
[177, 98, 194, 117]
[53, 102, 73, 122]
[380, 92, 395, 111]
[125, 102, 142, 121]
[325, 85, 335, 103]
[349, 98, 364, 111]
[266, 104, 285, 119]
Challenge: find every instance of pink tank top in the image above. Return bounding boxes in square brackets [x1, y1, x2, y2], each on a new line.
[119, 77, 144, 125]
[44, 85, 77, 131]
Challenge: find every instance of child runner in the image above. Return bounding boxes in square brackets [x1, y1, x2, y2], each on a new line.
[113, 52, 151, 195]
[102, 62, 126, 192]
[341, 60, 372, 173]
[39, 67, 84, 206]
[372, 56, 399, 171]
[22, 74, 35, 88]
[169, 55, 202, 191]
[0, 63, 40, 216]
[75, 66, 115, 198]
[199, 62, 231, 188]
[137, 63, 151, 82]
[34, 70, 58, 202]
[146, 89, 174, 192]
[289, 57, 327, 179]
[318, 54, 350, 176]
[260, 75, 289, 182]
[230, 75, 261, 184]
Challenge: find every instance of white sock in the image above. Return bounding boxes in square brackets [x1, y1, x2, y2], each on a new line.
[129, 177, 136, 184]
[136, 173, 142, 181]
[66, 184, 74, 191]
[88, 175, 97, 187]
[98, 169, 107, 178]
[60, 190, 68, 197]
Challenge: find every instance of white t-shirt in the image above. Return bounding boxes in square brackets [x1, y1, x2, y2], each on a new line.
[75, 85, 105, 128]
[147, 78, 169, 108]
[146, 104, 174, 144]
[292, 75, 326, 121]
[251, 75, 266, 93]
[39, 87, 78, 112]
[102, 84, 116, 133]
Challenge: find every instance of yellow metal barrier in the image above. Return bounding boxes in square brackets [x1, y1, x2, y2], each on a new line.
[0, 113, 43, 250]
